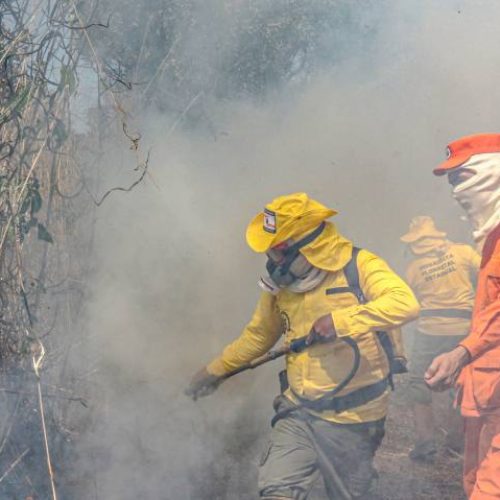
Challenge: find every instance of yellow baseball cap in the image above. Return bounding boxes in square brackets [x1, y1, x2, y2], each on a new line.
[246, 193, 337, 253]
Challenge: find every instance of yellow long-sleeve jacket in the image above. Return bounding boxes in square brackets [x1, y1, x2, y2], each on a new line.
[406, 239, 480, 336]
[208, 223, 420, 424]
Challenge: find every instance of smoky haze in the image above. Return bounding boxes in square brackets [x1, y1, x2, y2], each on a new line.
[73, 1, 499, 499]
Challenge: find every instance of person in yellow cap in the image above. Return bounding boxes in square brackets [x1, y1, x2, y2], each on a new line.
[401, 216, 480, 463]
[185, 193, 419, 499]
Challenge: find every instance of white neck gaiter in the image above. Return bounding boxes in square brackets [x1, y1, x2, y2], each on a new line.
[452, 153, 500, 246]
[286, 267, 328, 293]
[258, 265, 328, 295]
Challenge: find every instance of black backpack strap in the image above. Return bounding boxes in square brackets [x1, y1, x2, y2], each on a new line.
[375, 331, 395, 389]
[324, 246, 367, 303]
[345, 247, 397, 385]
[343, 246, 367, 304]
[324, 247, 399, 390]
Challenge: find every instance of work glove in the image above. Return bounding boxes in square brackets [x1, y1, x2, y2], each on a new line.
[184, 367, 221, 401]
[306, 313, 336, 346]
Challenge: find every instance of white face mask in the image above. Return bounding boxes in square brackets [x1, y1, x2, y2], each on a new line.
[258, 266, 327, 295]
[452, 153, 500, 245]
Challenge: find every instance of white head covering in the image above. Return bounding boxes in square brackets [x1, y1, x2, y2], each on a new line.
[452, 153, 500, 246]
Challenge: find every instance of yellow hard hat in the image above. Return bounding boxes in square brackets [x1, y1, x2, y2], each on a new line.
[246, 193, 337, 253]
[400, 216, 447, 243]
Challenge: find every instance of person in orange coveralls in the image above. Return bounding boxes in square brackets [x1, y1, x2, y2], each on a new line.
[425, 133, 500, 499]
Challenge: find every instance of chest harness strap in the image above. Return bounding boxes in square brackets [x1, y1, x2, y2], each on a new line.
[274, 247, 403, 425]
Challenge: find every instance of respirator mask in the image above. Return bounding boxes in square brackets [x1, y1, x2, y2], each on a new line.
[259, 222, 327, 294]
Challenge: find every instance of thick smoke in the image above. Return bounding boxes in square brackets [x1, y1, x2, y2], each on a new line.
[72, 1, 500, 498]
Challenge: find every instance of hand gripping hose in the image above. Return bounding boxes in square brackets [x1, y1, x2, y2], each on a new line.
[218, 333, 361, 397]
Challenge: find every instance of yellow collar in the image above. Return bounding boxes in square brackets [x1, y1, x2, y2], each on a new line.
[300, 222, 353, 272]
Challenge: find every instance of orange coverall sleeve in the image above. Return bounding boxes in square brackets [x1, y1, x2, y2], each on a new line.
[460, 269, 500, 359]
[466, 245, 481, 287]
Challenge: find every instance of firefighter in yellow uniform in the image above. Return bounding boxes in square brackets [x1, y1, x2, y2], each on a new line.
[401, 216, 480, 463]
[186, 193, 419, 499]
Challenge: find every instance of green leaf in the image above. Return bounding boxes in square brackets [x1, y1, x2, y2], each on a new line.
[37, 223, 53, 243]
[31, 190, 42, 214]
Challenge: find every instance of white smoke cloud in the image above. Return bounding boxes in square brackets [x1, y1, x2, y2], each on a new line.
[73, 1, 500, 498]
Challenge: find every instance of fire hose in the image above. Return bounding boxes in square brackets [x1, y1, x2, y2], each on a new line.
[216, 333, 361, 387]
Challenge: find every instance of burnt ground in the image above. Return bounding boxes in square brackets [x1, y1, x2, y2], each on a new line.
[308, 375, 465, 500]
[373, 377, 465, 500]
[194, 376, 465, 500]
[185, 371, 465, 500]
[296, 377, 466, 500]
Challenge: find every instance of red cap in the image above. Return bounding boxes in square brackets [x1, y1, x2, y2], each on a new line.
[434, 133, 500, 176]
